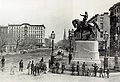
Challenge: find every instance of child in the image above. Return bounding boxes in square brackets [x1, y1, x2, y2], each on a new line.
[10, 63, 16, 75]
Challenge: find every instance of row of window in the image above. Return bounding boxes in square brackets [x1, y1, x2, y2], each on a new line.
[28, 35, 43, 38]
[9, 26, 45, 32]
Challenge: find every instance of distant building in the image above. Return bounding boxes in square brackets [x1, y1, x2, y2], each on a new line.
[109, 2, 120, 56]
[6, 23, 45, 53]
[0, 26, 8, 53]
[88, 12, 110, 55]
[0, 26, 8, 34]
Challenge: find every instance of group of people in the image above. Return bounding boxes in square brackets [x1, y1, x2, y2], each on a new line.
[49, 61, 109, 78]
[49, 60, 65, 74]
[0, 55, 110, 78]
[26, 57, 47, 76]
[72, 62, 109, 78]
[10, 57, 47, 75]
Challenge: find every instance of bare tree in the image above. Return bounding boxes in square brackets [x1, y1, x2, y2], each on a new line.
[0, 32, 8, 53]
[14, 35, 23, 52]
[19, 37, 39, 50]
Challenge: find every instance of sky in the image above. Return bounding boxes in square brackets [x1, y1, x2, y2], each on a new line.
[0, 0, 119, 42]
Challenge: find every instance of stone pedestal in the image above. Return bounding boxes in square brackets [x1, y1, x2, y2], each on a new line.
[72, 40, 101, 66]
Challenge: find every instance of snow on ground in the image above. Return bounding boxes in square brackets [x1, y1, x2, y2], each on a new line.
[0, 51, 119, 82]
[0, 69, 109, 82]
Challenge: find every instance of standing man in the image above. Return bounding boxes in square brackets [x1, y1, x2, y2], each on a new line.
[1, 56, 5, 72]
[69, 53, 72, 64]
[99, 67, 104, 78]
[106, 68, 110, 78]
[92, 63, 99, 77]
[48, 59, 51, 69]
[76, 61, 80, 76]
[19, 59, 23, 72]
[27, 61, 31, 75]
[1, 56, 5, 68]
[82, 62, 87, 76]
[31, 60, 34, 75]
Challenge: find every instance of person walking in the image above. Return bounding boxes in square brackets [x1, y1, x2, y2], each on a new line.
[27, 61, 31, 75]
[31, 60, 34, 75]
[19, 59, 23, 72]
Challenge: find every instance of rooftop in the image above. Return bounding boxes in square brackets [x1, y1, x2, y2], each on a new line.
[8, 23, 45, 29]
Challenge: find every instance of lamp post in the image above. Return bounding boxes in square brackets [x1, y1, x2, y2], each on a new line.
[114, 33, 119, 70]
[104, 31, 109, 70]
[69, 29, 72, 64]
[51, 31, 55, 65]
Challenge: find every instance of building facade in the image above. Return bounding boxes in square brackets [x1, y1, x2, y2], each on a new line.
[88, 12, 110, 55]
[6, 23, 45, 53]
[109, 2, 120, 56]
[0, 26, 8, 53]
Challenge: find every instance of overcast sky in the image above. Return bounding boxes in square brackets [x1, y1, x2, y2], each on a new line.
[0, 0, 119, 42]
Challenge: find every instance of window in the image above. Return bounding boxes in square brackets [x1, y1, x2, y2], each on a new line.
[100, 23, 103, 29]
[100, 31, 103, 38]
[100, 17, 103, 22]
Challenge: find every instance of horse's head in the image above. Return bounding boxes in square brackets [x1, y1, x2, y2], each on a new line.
[72, 19, 80, 28]
[72, 20, 77, 28]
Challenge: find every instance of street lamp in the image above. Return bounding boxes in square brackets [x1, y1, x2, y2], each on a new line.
[114, 33, 119, 70]
[69, 29, 72, 64]
[104, 31, 109, 70]
[51, 31, 55, 65]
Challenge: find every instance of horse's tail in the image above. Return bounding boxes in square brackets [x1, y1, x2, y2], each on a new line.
[93, 22, 100, 32]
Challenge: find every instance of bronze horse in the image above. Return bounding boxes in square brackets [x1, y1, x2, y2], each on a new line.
[72, 19, 100, 40]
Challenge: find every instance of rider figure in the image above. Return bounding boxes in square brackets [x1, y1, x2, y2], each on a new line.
[80, 11, 88, 27]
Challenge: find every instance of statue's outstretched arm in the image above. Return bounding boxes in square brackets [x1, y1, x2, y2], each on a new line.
[80, 14, 84, 16]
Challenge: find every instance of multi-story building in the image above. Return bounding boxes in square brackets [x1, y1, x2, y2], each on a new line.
[0, 26, 8, 35]
[109, 2, 120, 56]
[88, 12, 110, 55]
[6, 23, 45, 53]
[0, 26, 8, 53]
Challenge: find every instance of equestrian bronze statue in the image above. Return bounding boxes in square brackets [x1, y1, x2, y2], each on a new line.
[72, 12, 100, 40]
